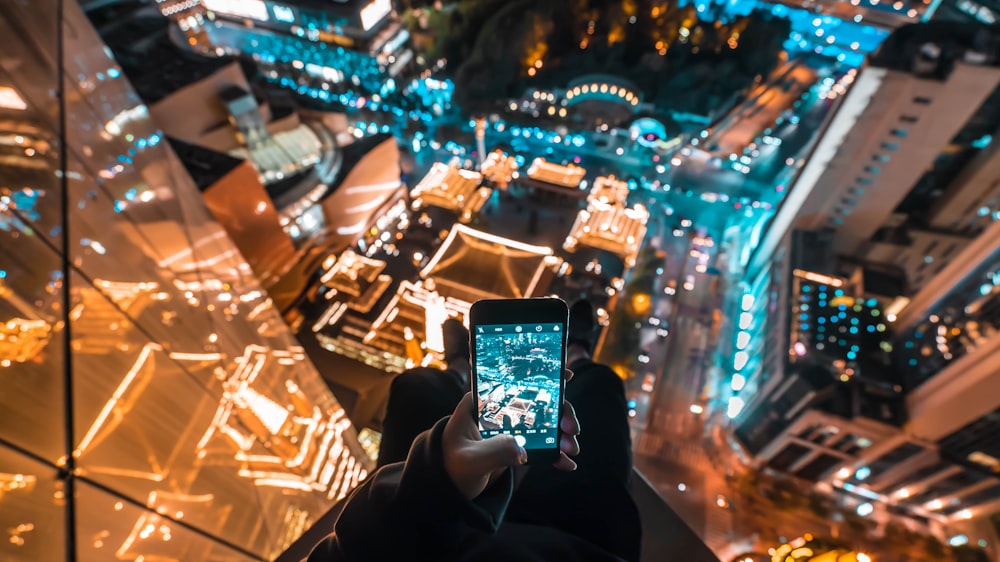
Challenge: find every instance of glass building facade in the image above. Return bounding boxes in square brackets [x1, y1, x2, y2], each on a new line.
[0, 1, 370, 560]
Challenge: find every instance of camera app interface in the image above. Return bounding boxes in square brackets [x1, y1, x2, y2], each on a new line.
[474, 323, 563, 450]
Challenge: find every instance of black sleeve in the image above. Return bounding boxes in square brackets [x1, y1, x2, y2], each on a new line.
[307, 417, 514, 562]
[567, 362, 633, 487]
[377, 369, 462, 468]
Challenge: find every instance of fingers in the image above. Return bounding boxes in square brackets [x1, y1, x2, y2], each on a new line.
[552, 450, 578, 472]
[560, 400, 581, 437]
[478, 434, 527, 468]
[560, 432, 580, 457]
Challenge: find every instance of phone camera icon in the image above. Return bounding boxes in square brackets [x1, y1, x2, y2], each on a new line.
[515, 326, 522, 333]
[535, 325, 543, 332]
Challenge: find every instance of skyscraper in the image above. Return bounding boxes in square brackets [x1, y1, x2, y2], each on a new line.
[0, 2, 370, 560]
[730, 21, 1000, 541]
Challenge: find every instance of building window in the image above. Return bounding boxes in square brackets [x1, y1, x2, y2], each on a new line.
[900, 115, 919, 123]
[881, 142, 900, 151]
[890, 128, 909, 138]
[913, 96, 932, 105]
[873, 154, 891, 163]
[863, 165, 881, 175]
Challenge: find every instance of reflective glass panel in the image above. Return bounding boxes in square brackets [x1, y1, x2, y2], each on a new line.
[0, 445, 66, 561]
[76, 481, 256, 562]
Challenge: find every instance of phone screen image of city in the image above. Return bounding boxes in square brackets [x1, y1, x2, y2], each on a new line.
[474, 323, 563, 451]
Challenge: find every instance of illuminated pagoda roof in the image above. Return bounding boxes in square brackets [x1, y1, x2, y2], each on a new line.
[525, 157, 586, 191]
[420, 224, 563, 303]
[588, 175, 629, 206]
[564, 202, 649, 268]
[480, 149, 519, 188]
[409, 162, 490, 223]
[319, 249, 389, 312]
[363, 280, 472, 365]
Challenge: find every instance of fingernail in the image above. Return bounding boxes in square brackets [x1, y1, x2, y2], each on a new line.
[517, 445, 528, 465]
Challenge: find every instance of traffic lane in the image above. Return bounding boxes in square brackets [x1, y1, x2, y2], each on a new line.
[710, 66, 818, 156]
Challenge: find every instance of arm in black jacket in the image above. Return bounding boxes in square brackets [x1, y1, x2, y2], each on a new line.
[307, 417, 514, 562]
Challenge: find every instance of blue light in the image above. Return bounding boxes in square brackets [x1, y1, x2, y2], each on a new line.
[0, 270, 6, 278]
[124, 188, 137, 201]
[849, 327, 859, 334]
[107, 68, 121, 79]
[972, 134, 992, 149]
[855, 466, 871, 480]
[113, 200, 126, 213]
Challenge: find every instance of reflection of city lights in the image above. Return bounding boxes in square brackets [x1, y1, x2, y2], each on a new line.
[0, 86, 28, 110]
[75, 343, 161, 458]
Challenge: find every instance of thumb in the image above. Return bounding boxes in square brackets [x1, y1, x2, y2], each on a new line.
[475, 434, 527, 470]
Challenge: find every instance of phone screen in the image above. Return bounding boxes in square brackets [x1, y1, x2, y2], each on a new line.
[473, 322, 564, 451]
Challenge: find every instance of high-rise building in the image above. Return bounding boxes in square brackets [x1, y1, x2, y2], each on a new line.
[730, 21, 1000, 544]
[0, 2, 370, 560]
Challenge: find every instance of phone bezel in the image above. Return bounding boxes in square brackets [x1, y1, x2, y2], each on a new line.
[469, 298, 568, 466]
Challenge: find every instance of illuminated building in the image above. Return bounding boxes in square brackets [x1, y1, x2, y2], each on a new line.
[588, 174, 630, 207]
[524, 157, 587, 193]
[195, 0, 413, 80]
[565, 201, 649, 268]
[731, 24, 1000, 541]
[480, 149, 520, 189]
[563, 75, 644, 126]
[419, 224, 566, 304]
[312, 225, 566, 373]
[0, 3, 370, 560]
[409, 162, 491, 224]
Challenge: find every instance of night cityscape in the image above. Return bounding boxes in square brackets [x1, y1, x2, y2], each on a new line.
[474, 324, 563, 448]
[1, 0, 999, 560]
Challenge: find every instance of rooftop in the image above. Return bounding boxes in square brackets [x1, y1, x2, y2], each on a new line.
[870, 21, 1000, 76]
[420, 224, 562, 303]
[166, 137, 244, 192]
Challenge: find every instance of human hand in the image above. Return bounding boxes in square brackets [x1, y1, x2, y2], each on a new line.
[442, 370, 581, 501]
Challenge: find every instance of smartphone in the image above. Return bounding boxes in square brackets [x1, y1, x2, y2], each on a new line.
[469, 298, 568, 465]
